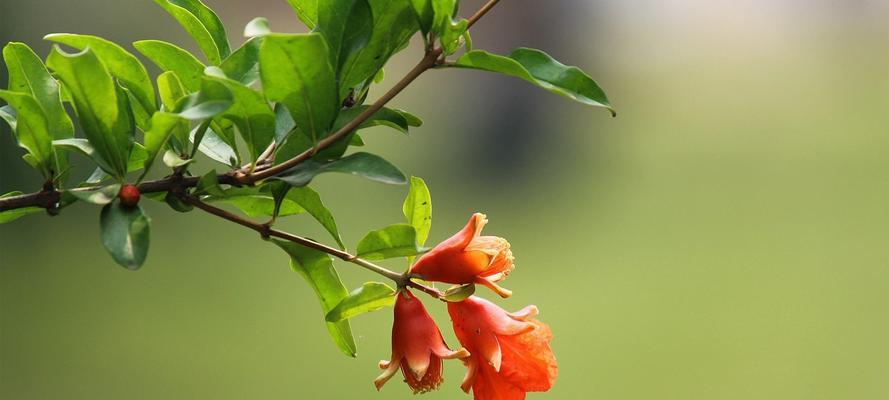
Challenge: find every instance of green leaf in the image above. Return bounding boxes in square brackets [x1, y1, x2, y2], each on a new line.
[410, 0, 434, 36]
[454, 48, 614, 115]
[220, 37, 261, 86]
[271, 239, 357, 357]
[53, 138, 115, 174]
[0, 91, 54, 176]
[260, 33, 338, 144]
[273, 152, 406, 187]
[0, 192, 44, 224]
[134, 40, 206, 92]
[312, 106, 417, 161]
[68, 184, 121, 205]
[174, 86, 234, 121]
[3, 42, 71, 179]
[3, 42, 74, 140]
[274, 103, 296, 144]
[165, 191, 194, 212]
[44, 34, 158, 123]
[157, 71, 187, 111]
[193, 125, 239, 166]
[206, 186, 304, 218]
[47, 46, 135, 178]
[142, 112, 186, 175]
[162, 149, 193, 168]
[338, 0, 419, 100]
[442, 283, 475, 303]
[402, 176, 432, 247]
[127, 143, 149, 173]
[200, 75, 275, 163]
[356, 224, 424, 260]
[432, 0, 468, 55]
[195, 169, 226, 196]
[0, 105, 16, 131]
[100, 202, 151, 270]
[286, 0, 318, 29]
[326, 282, 396, 322]
[244, 17, 271, 37]
[270, 183, 344, 249]
[154, 0, 230, 65]
[315, 0, 372, 71]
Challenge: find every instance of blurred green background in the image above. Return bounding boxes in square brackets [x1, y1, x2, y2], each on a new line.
[3, 0, 889, 398]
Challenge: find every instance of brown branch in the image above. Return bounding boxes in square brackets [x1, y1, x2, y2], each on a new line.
[237, 47, 444, 184]
[467, 0, 501, 28]
[0, 0, 505, 213]
[179, 194, 443, 299]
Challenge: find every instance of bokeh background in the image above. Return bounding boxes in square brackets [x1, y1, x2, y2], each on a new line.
[3, 0, 889, 398]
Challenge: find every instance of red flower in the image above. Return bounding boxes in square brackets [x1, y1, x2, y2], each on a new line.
[375, 290, 470, 394]
[448, 296, 557, 400]
[410, 213, 515, 298]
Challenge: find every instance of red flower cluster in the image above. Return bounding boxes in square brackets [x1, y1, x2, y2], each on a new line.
[375, 214, 557, 399]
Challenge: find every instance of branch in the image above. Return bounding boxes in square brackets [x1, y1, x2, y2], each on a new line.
[0, 0, 504, 213]
[237, 48, 444, 184]
[179, 194, 443, 299]
[468, 0, 501, 28]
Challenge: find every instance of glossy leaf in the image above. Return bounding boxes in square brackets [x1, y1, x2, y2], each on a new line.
[193, 125, 239, 166]
[0, 91, 54, 176]
[206, 186, 304, 218]
[3, 42, 74, 140]
[410, 0, 434, 36]
[315, 0, 372, 71]
[273, 152, 406, 188]
[157, 71, 187, 111]
[286, 0, 318, 29]
[174, 84, 234, 121]
[356, 224, 424, 260]
[432, 0, 468, 55]
[47, 46, 135, 178]
[326, 282, 396, 322]
[154, 0, 230, 64]
[68, 184, 121, 205]
[260, 33, 338, 143]
[0, 192, 44, 224]
[195, 169, 226, 196]
[272, 239, 357, 357]
[454, 48, 614, 114]
[53, 138, 115, 174]
[274, 103, 296, 144]
[134, 40, 206, 92]
[0, 105, 16, 131]
[44, 34, 157, 121]
[162, 149, 193, 168]
[402, 176, 432, 247]
[244, 17, 271, 38]
[100, 202, 151, 270]
[270, 183, 344, 249]
[442, 283, 476, 303]
[142, 112, 186, 174]
[220, 37, 261, 86]
[201, 75, 275, 163]
[338, 0, 418, 100]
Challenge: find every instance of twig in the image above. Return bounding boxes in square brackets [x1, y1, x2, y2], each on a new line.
[180, 194, 443, 299]
[236, 48, 444, 184]
[468, 0, 501, 28]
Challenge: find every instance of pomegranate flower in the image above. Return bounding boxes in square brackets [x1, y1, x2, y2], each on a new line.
[448, 296, 557, 400]
[410, 213, 515, 298]
[375, 290, 470, 394]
